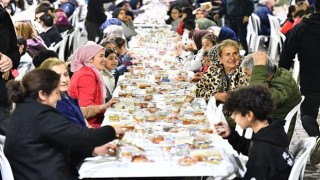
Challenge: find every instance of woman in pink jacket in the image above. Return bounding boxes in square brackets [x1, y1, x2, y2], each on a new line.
[69, 41, 118, 128]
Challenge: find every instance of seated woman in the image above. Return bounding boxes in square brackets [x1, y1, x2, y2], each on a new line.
[165, 5, 183, 32]
[214, 86, 293, 179]
[68, 41, 119, 128]
[4, 69, 124, 179]
[183, 30, 217, 72]
[14, 20, 47, 57]
[196, 40, 247, 127]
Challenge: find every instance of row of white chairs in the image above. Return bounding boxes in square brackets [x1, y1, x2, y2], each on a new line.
[246, 13, 287, 62]
[48, 26, 80, 61]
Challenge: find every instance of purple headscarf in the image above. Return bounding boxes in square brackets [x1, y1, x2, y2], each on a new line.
[71, 41, 106, 103]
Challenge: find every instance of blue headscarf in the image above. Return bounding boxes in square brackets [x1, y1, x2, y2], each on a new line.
[99, 18, 122, 32]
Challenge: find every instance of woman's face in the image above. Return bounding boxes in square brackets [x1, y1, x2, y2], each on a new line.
[195, 10, 205, 19]
[41, 85, 61, 108]
[202, 38, 214, 52]
[51, 64, 70, 92]
[105, 53, 118, 71]
[92, 49, 106, 70]
[171, 9, 181, 20]
[118, 10, 127, 21]
[219, 45, 240, 70]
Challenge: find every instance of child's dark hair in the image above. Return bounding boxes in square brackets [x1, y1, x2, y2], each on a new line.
[225, 86, 274, 120]
[32, 49, 59, 67]
[165, 5, 181, 24]
[17, 37, 27, 55]
[114, 36, 126, 49]
[6, 69, 60, 103]
[105, 48, 117, 57]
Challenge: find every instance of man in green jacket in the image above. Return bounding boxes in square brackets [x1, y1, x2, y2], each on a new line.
[241, 51, 301, 142]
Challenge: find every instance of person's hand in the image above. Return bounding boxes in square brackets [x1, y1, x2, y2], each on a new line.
[243, 16, 249, 24]
[190, 72, 203, 82]
[214, 122, 231, 138]
[2, 71, 10, 80]
[114, 127, 125, 139]
[213, 0, 222, 5]
[252, 51, 268, 66]
[214, 92, 228, 102]
[106, 98, 120, 108]
[214, 14, 219, 21]
[0, 52, 13, 72]
[92, 143, 117, 156]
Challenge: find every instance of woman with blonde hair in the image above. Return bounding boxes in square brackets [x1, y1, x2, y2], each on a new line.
[196, 40, 247, 128]
[14, 20, 47, 57]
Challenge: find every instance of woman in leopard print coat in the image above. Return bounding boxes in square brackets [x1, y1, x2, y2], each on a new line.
[196, 40, 248, 103]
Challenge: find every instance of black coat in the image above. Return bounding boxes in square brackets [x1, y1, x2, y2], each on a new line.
[0, 5, 20, 108]
[40, 26, 63, 47]
[4, 97, 116, 180]
[279, 12, 320, 93]
[227, 120, 293, 179]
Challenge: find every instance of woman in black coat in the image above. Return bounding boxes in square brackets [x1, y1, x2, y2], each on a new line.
[4, 69, 124, 180]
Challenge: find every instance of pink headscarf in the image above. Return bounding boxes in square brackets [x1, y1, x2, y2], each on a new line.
[71, 41, 106, 103]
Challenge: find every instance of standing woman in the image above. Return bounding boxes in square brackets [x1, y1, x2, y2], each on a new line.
[4, 69, 124, 179]
[68, 42, 118, 128]
[85, 0, 114, 42]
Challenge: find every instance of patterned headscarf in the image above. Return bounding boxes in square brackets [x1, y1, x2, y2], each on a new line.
[71, 41, 106, 103]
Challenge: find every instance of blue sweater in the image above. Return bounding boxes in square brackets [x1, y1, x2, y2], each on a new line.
[56, 93, 86, 127]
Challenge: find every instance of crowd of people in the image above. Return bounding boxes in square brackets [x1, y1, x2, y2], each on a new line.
[0, 0, 320, 179]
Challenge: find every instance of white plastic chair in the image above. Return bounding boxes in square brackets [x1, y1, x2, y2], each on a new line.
[288, 137, 317, 180]
[0, 145, 14, 180]
[68, 26, 80, 55]
[267, 14, 283, 61]
[292, 55, 300, 83]
[249, 13, 269, 52]
[284, 96, 305, 133]
[48, 40, 63, 52]
[58, 34, 70, 61]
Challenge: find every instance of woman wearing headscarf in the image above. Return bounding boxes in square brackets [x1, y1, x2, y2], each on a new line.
[196, 40, 247, 128]
[98, 18, 122, 43]
[182, 30, 214, 72]
[68, 42, 119, 128]
[195, 18, 217, 30]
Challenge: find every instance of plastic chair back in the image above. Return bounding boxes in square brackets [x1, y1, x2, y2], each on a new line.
[0, 145, 14, 180]
[289, 137, 317, 180]
[284, 96, 305, 133]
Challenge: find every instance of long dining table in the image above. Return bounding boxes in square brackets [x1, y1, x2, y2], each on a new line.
[78, 1, 243, 178]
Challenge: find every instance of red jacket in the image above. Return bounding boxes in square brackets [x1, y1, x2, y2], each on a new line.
[68, 66, 104, 128]
[177, 21, 184, 35]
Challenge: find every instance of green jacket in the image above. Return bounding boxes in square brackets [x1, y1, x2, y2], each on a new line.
[250, 65, 301, 120]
